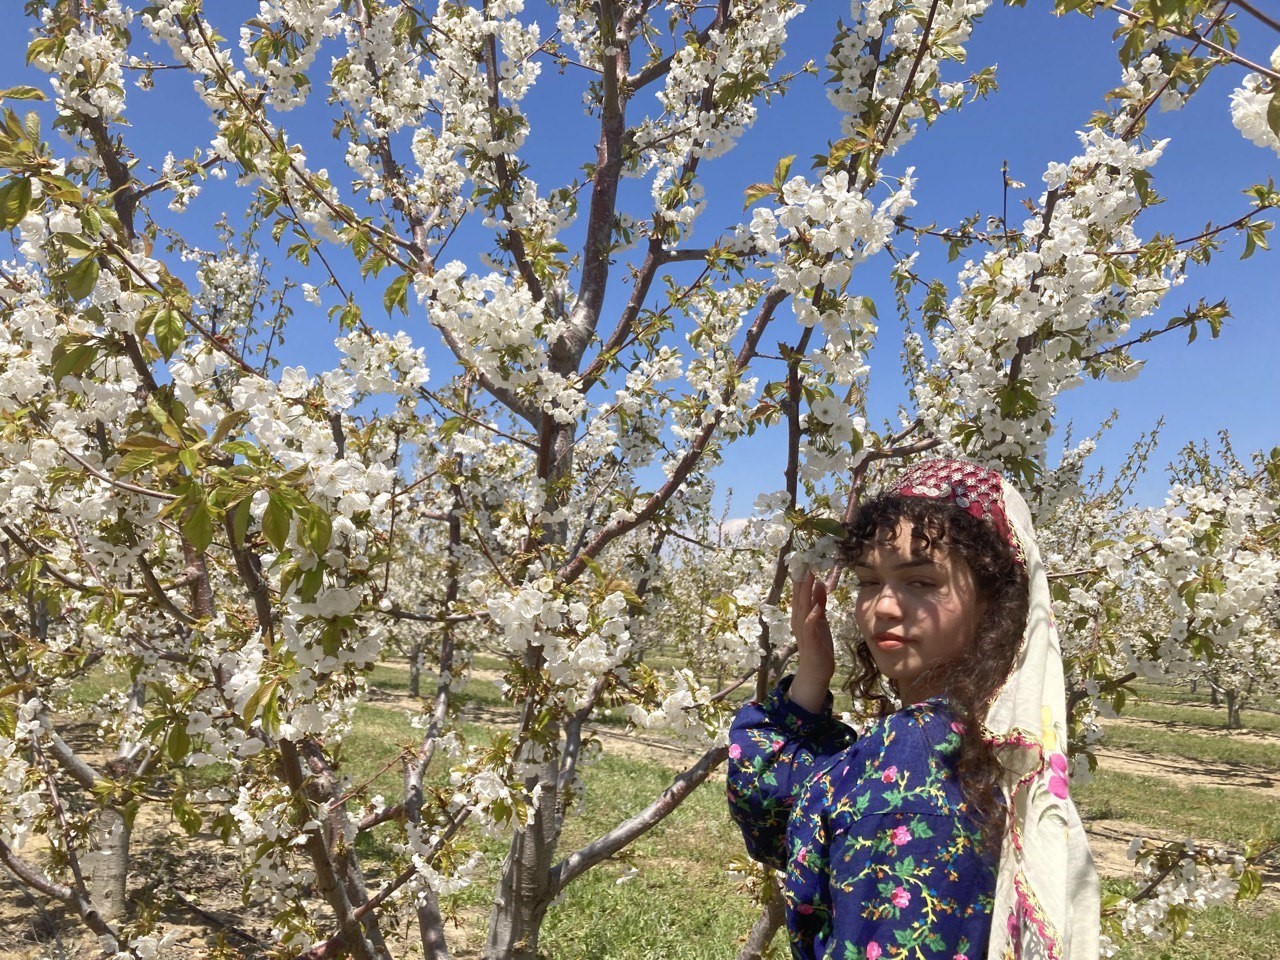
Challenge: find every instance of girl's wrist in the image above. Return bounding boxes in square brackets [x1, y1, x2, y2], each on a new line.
[787, 670, 832, 714]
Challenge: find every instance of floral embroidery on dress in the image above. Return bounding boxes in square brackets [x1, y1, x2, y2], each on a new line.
[728, 680, 999, 960]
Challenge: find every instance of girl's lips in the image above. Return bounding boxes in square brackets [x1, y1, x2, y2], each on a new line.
[873, 633, 908, 649]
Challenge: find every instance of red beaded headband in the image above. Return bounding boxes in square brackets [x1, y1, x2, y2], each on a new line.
[892, 457, 1020, 564]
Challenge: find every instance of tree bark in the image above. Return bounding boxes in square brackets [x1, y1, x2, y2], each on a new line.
[409, 639, 423, 698]
[85, 806, 131, 922]
[485, 424, 572, 960]
[1225, 688, 1242, 729]
[482, 655, 562, 960]
[736, 874, 786, 960]
[417, 885, 451, 960]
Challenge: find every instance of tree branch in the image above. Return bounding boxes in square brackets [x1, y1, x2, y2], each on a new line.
[548, 742, 729, 893]
[559, 286, 787, 584]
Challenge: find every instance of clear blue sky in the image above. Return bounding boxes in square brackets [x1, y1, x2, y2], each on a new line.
[3, 3, 1275, 508]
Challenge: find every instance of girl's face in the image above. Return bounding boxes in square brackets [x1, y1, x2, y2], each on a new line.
[852, 518, 984, 703]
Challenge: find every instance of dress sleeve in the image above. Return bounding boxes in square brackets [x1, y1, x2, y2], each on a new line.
[786, 706, 998, 960]
[725, 677, 856, 871]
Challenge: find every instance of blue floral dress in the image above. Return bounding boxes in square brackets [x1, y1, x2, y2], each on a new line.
[727, 679, 998, 960]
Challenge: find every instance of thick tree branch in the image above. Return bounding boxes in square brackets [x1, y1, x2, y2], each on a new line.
[548, 742, 729, 893]
[559, 286, 787, 584]
[0, 839, 125, 947]
[277, 740, 382, 960]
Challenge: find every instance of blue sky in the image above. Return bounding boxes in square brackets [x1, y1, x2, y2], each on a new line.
[4, 2, 1275, 508]
[703, 3, 1277, 508]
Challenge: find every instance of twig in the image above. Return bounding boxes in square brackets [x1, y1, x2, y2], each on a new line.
[1112, 4, 1280, 81]
[167, 887, 265, 946]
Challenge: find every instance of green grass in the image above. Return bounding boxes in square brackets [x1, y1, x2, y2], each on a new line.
[1101, 723, 1280, 770]
[1120, 698, 1280, 735]
[540, 757, 761, 960]
[1075, 768, 1280, 846]
[367, 660, 515, 712]
[1127, 680, 1280, 717]
[64, 662, 127, 707]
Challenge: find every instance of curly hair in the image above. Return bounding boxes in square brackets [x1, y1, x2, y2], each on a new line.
[839, 493, 1029, 849]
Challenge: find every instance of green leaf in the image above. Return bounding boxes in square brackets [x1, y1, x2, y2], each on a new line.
[0, 86, 45, 101]
[153, 305, 185, 359]
[59, 256, 100, 300]
[51, 341, 98, 385]
[304, 507, 333, 555]
[260, 684, 280, 736]
[209, 409, 248, 447]
[827, 136, 864, 168]
[263, 494, 291, 551]
[0, 177, 33, 229]
[224, 439, 259, 460]
[231, 498, 252, 548]
[384, 271, 410, 316]
[1268, 92, 1280, 140]
[742, 182, 774, 208]
[172, 797, 203, 835]
[167, 724, 190, 763]
[182, 501, 215, 554]
[773, 154, 795, 186]
[25, 37, 57, 67]
[118, 433, 180, 451]
[809, 517, 847, 538]
[115, 449, 160, 475]
[1237, 866, 1263, 901]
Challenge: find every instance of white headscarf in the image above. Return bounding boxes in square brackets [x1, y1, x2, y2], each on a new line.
[891, 460, 1099, 960]
[984, 479, 1099, 960]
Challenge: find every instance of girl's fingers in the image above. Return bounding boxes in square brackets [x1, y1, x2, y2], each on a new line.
[791, 572, 813, 632]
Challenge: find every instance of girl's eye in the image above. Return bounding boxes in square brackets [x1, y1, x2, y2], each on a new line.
[855, 580, 880, 590]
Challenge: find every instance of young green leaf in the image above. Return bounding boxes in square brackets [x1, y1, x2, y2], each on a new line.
[182, 501, 215, 554]
[63, 256, 100, 300]
[153, 305, 185, 359]
[0, 177, 32, 229]
[384, 271, 410, 316]
[263, 494, 291, 551]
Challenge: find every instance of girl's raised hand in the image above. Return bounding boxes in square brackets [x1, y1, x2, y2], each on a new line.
[788, 568, 835, 714]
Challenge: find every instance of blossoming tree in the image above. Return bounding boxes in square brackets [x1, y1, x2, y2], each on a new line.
[1, 0, 1278, 958]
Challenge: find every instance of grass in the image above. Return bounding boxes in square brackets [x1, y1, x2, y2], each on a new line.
[533, 756, 761, 960]
[1120, 698, 1280, 736]
[1100, 722, 1280, 770]
[1074, 768, 1280, 845]
[1126, 680, 1280, 719]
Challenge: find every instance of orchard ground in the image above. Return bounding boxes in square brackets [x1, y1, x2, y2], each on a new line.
[3, 664, 1277, 960]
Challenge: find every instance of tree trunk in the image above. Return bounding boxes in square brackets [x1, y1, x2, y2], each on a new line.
[418, 886, 451, 960]
[483, 683, 562, 960]
[85, 807, 131, 922]
[485, 424, 572, 960]
[86, 675, 145, 921]
[409, 640, 423, 698]
[1225, 689, 1243, 730]
[1209, 683, 1220, 706]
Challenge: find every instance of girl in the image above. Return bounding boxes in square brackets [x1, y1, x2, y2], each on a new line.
[727, 459, 1098, 960]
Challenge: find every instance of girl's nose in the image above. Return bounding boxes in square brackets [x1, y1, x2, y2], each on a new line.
[873, 584, 903, 619]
